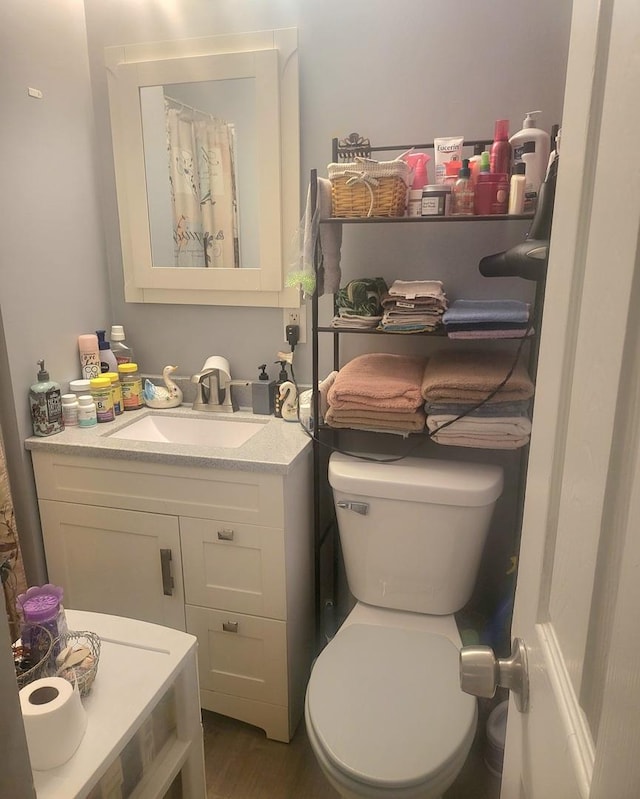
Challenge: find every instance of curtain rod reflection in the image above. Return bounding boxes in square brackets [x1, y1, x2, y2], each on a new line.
[164, 94, 220, 123]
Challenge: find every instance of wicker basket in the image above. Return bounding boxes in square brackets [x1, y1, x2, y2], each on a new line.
[328, 158, 411, 218]
[55, 630, 101, 697]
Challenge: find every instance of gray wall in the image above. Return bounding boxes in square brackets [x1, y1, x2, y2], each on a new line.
[84, 0, 572, 383]
[0, 0, 111, 581]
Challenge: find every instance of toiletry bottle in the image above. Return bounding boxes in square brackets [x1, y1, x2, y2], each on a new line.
[508, 163, 527, 214]
[468, 143, 485, 186]
[96, 330, 119, 374]
[451, 159, 475, 216]
[90, 376, 115, 423]
[78, 334, 101, 380]
[252, 364, 276, 415]
[77, 395, 97, 428]
[61, 394, 79, 426]
[118, 363, 143, 410]
[29, 360, 64, 436]
[110, 325, 134, 365]
[509, 111, 551, 213]
[490, 119, 511, 175]
[273, 360, 289, 419]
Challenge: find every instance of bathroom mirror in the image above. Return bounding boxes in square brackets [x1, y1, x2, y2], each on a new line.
[105, 29, 300, 306]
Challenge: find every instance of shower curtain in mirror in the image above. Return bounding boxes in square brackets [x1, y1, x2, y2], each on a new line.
[165, 98, 240, 268]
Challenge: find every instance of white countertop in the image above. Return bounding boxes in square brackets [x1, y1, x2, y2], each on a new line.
[31, 609, 199, 799]
[25, 405, 311, 475]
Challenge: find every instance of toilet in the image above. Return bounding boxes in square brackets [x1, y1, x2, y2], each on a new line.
[305, 453, 504, 799]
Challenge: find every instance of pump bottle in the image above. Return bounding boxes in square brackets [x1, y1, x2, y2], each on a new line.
[29, 359, 64, 436]
[96, 330, 118, 374]
[273, 360, 290, 419]
[509, 111, 551, 213]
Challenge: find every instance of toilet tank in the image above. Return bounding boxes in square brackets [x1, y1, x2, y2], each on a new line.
[328, 453, 504, 615]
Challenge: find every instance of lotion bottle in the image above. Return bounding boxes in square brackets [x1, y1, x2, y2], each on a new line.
[509, 111, 551, 212]
[29, 359, 64, 436]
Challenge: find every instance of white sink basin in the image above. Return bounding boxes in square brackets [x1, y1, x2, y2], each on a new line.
[108, 414, 265, 448]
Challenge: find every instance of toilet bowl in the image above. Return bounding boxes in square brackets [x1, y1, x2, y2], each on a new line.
[305, 606, 477, 798]
[305, 454, 504, 798]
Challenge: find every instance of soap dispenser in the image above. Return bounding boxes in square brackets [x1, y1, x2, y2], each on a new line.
[273, 360, 290, 418]
[29, 359, 64, 436]
[251, 364, 276, 415]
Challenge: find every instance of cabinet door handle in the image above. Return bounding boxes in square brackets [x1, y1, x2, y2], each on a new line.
[160, 549, 174, 596]
[217, 528, 234, 541]
[222, 621, 239, 633]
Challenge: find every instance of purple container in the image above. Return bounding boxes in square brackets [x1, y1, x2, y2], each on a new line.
[17, 584, 67, 657]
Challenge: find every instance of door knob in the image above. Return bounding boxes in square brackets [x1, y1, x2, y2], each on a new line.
[459, 637, 529, 713]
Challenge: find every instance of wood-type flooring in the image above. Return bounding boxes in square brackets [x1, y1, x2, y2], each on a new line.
[202, 704, 502, 799]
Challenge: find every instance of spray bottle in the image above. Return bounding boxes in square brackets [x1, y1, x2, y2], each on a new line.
[403, 152, 431, 217]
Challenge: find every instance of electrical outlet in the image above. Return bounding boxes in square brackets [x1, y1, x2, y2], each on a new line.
[282, 307, 306, 344]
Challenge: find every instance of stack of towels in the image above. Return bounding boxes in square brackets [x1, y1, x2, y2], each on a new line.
[326, 353, 427, 434]
[442, 299, 531, 339]
[421, 349, 535, 449]
[380, 280, 448, 333]
[330, 277, 388, 329]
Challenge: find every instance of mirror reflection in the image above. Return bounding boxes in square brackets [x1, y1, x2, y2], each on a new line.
[141, 79, 258, 270]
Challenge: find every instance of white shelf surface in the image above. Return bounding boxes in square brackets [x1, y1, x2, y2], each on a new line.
[32, 609, 199, 799]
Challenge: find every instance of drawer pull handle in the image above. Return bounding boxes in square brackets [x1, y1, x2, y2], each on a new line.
[217, 528, 234, 541]
[222, 621, 239, 633]
[160, 549, 174, 596]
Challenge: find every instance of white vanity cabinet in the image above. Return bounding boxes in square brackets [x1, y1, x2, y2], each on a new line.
[30, 447, 314, 742]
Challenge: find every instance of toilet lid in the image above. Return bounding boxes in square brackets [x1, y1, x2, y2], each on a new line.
[306, 623, 477, 791]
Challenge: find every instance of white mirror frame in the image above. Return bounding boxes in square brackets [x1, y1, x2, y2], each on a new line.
[105, 28, 300, 307]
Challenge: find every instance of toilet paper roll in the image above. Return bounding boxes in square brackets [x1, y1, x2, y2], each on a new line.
[202, 355, 231, 383]
[19, 676, 88, 771]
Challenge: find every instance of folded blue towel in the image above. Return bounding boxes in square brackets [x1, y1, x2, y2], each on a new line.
[443, 299, 530, 325]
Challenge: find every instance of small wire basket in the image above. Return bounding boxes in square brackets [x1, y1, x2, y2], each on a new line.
[13, 624, 55, 689]
[54, 630, 101, 697]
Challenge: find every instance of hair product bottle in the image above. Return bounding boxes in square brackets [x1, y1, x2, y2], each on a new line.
[490, 119, 511, 175]
[78, 334, 101, 380]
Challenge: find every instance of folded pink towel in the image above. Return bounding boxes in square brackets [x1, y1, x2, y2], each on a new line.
[421, 349, 534, 403]
[328, 353, 427, 411]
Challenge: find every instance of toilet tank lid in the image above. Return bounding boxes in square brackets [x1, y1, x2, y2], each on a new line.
[328, 453, 504, 507]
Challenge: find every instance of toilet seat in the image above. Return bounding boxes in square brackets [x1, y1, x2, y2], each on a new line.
[306, 623, 477, 795]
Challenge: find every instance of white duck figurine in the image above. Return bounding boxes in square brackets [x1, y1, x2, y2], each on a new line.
[143, 365, 183, 409]
[278, 380, 298, 422]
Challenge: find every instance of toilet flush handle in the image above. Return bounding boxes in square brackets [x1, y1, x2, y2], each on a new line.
[336, 500, 369, 516]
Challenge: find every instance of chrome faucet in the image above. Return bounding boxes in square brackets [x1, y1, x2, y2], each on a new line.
[191, 368, 221, 411]
[191, 363, 250, 413]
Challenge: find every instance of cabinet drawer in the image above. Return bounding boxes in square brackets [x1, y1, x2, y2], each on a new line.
[186, 605, 287, 706]
[181, 517, 286, 619]
[31, 451, 284, 527]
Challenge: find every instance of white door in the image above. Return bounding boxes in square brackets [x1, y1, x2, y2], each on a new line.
[500, 0, 640, 796]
